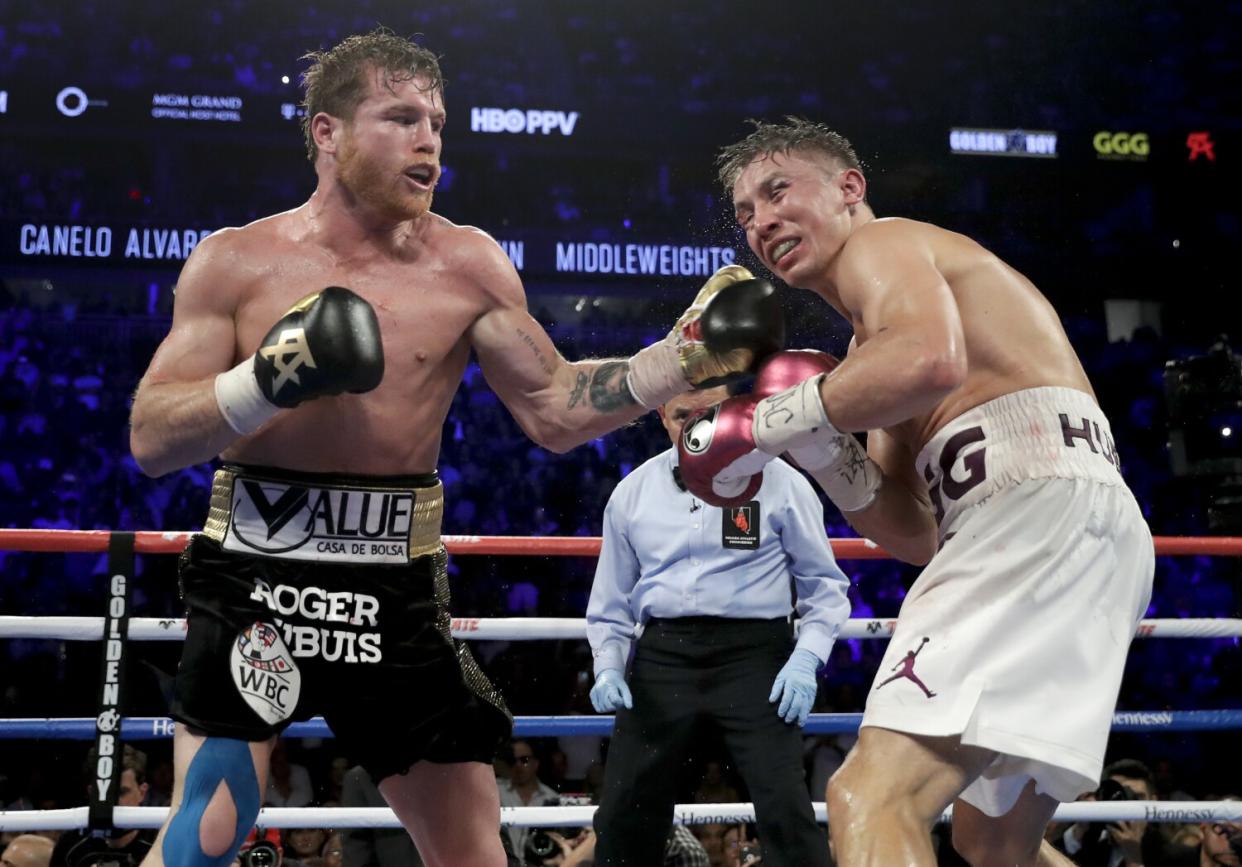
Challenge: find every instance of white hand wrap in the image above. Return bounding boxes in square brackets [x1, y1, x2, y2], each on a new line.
[751, 374, 835, 455]
[752, 374, 881, 512]
[214, 356, 280, 435]
[799, 435, 882, 513]
[626, 339, 690, 409]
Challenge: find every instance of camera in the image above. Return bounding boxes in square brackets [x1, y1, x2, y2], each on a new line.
[1094, 778, 1140, 802]
[1164, 338, 1242, 531]
[239, 840, 280, 867]
[525, 829, 559, 861]
[739, 842, 763, 864]
[1075, 777, 1142, 856]
[524, 795, 591, 863]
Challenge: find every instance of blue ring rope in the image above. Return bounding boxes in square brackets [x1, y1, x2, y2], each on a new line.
[0, 710, 1237, 740]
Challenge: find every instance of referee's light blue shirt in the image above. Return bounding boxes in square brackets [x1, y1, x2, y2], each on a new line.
[586, 449, 851, 676]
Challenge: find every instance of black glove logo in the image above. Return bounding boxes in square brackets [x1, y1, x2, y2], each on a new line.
[258, 328, 317, 395]
[681, 406, 719, 455]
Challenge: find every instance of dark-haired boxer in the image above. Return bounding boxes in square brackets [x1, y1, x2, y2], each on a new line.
[128, 30, 780, 867]
[678, 119, 1155, 867]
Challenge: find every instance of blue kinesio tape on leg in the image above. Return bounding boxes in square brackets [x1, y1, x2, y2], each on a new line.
[163, 738, 260, 867]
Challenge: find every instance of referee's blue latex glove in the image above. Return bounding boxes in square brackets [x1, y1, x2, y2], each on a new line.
[769, 648, 820, 726]
[590, 669, 633, 713]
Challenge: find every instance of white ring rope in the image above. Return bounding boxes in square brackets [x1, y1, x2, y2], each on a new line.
[1, 801, 1239, 832]
[2, 616, 1240, 642]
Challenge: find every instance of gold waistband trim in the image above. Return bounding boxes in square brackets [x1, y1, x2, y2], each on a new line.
[201, 466, 444, 559]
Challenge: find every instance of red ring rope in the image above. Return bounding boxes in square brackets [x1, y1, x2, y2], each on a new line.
[0, 529, 1238, 558]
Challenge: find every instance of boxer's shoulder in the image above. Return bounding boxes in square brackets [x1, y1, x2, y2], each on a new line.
[423, 217, 523, 304]
[427, 216, 510, 265]
[181, 214, 302, 286]
[222, 210, 302, 252]
[845, 216, 928, 247]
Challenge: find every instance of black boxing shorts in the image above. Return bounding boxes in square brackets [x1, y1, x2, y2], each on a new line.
[171, 464, 512, 782]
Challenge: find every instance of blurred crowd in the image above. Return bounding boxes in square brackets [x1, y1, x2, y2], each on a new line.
[2, 2, 1239, 862]
[1, 292, 1240, 866]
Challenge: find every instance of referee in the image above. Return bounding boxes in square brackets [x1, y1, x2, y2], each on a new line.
[588, 385, 850, 867]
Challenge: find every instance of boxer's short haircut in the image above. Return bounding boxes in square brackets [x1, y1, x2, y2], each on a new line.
[716, 116, 862, 191]
[300, 27, 445, 161]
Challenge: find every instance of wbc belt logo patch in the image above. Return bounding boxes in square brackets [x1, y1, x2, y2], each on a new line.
[223, 477, 414, 563]
[230, 621, 301, 725]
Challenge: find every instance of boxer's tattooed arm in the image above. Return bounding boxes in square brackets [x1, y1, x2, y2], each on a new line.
[588, 361, 637, 412]
[566, 362, 636, 412]
[567, 372, 589, 409]
[515, 327, 556, 377]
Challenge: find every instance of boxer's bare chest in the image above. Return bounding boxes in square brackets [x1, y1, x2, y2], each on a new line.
[237, 252, 479, 368]
[223, 241, 487, 473]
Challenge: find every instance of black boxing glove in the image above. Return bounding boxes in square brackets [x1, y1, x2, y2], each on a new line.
[215, 286, 384, 434]
[626, 265, 785, 408]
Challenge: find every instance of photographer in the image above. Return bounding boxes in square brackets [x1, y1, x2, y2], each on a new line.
[499, 741, 561, 859]
[525, 828, 596, 867]
[50, 746, 153, 867]
[231, 828, 293, 867]
[1056, 759, 1163, 866]
[1192, 816, 1242, 867]
[525, 826, 711, 867]
[282, 827, 330, 864]
[724, 825, 764, 867]
[1160, 798, 1242, 867]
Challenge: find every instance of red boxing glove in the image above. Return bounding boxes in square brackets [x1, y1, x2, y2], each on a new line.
[751, 349, 882, 513]
[753, 349, 840, 398]
[676, 394, 773, 508]
[753, 349, 840, 470]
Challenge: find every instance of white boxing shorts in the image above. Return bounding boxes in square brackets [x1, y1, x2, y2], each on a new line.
[860, 387, 1155, 814]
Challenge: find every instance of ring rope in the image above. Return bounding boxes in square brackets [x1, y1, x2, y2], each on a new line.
[1, 800, 1239, 832]
[1, 710, 1237, 741]
[3, 528, 1239, 835]
[2, 529, 1240, 558]
[1, 615, 1237, 642]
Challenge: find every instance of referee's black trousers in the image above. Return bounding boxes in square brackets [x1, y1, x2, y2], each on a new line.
[593, 617, 830, 867]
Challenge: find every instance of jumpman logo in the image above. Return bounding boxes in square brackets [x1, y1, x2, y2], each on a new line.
[259, 327, 317, 394]
[875, 636, 937, 698]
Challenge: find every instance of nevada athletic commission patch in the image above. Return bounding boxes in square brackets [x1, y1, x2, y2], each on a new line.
[229, 621, 301, 725]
